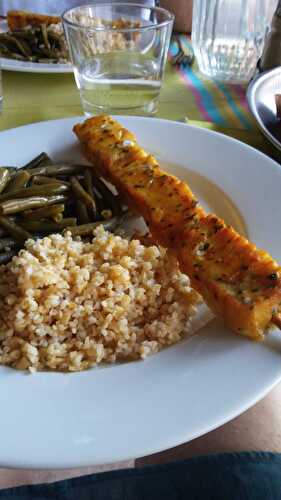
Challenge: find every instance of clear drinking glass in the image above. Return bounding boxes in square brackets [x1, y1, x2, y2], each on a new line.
[62, 3, 174, 116]
[192, 0, 278, 83]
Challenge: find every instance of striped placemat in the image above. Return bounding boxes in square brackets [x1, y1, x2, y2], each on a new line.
[170, 35, 256, 130]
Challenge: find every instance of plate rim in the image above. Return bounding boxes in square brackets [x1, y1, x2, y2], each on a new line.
[1, 113, 281, 166]
[0, 57, 73, 74]
[1, 115, 281, 468]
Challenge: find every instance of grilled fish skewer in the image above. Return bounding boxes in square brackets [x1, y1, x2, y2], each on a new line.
[74, 115, 281, 340]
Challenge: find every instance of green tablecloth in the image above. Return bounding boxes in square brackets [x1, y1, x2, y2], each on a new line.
[0, 49, 279, 162]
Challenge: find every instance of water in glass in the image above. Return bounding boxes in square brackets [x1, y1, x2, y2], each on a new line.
[75, 52, 161, 116]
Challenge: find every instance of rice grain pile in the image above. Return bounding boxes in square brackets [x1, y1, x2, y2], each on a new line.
[0, 227, 200, 372]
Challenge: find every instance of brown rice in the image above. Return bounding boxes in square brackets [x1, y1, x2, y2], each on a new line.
[0, 226, 200, 372]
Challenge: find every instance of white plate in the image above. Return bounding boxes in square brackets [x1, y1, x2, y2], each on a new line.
[1, 116, 281, 469]
[0, 20, 72, 73]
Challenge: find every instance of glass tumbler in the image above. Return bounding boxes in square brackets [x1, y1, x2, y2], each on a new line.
[62, 3, 174, 116]
[192, 0, 278, 83]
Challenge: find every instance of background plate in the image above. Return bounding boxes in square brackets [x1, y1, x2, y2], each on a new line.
[247, 67, 281, 152]
[0, 19, 72, 73]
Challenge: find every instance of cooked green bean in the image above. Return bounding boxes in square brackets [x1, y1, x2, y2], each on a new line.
[2, 167, 19, 180]
[37, 58, 58, 63]
[27, 164, 81, 177]
[4, 170, 31, 193]
[0, 23, 69, 65]
[0, 43, 10, 56]
[0, 238, 19, 251]
[0, 168, 10, 194]
[1, 166, 18, 173]
[0, 251, 17, 265]
[41, 24, 50, 50]
[39, 46, 61, 59]
[0, 216, 31, 242]
[94, 194, 106, 214]
[0, 41, 35, 61]
[48, 30, 62, 43]
[0, 183, 68, 202]
[91, 173, 122, 215]
[17, 38, 32, 57]
[10, 30, 36, 40]
[0, 33, 31, 57]
[32, 175, 70, 187]
[45, 164, 83, 177]
[0, 50, 27, 61]
[32, 175, 53, 185]
[84, 169, 94, 197]
[22, 152, 52, 170]
[28, 46, 44, 57]
[0, 196, 51, 215]
[76, 200, 90, 224]
[101, 209, 113, 220]
[52, 212, 63, 222]
[21, 218, 77, 233]
[23, 204, 65, 221]
[0, 284, 11, 295]
[63, 217, 119, 237]
[46, 195, 68, 205]
[84, 169, 99, 217]
[71, 176, 97, 213]
[0, 151, 127, 263]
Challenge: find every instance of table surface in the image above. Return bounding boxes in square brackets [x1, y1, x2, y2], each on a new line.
[1, 44, 278, 159]
[1, 43, 281, 487]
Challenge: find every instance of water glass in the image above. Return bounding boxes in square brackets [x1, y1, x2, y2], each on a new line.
[62, 3, 174, 116]
[192, 0, 278, 83]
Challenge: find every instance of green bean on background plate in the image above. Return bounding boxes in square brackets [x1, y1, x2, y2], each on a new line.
[0, 26, 69, 64]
